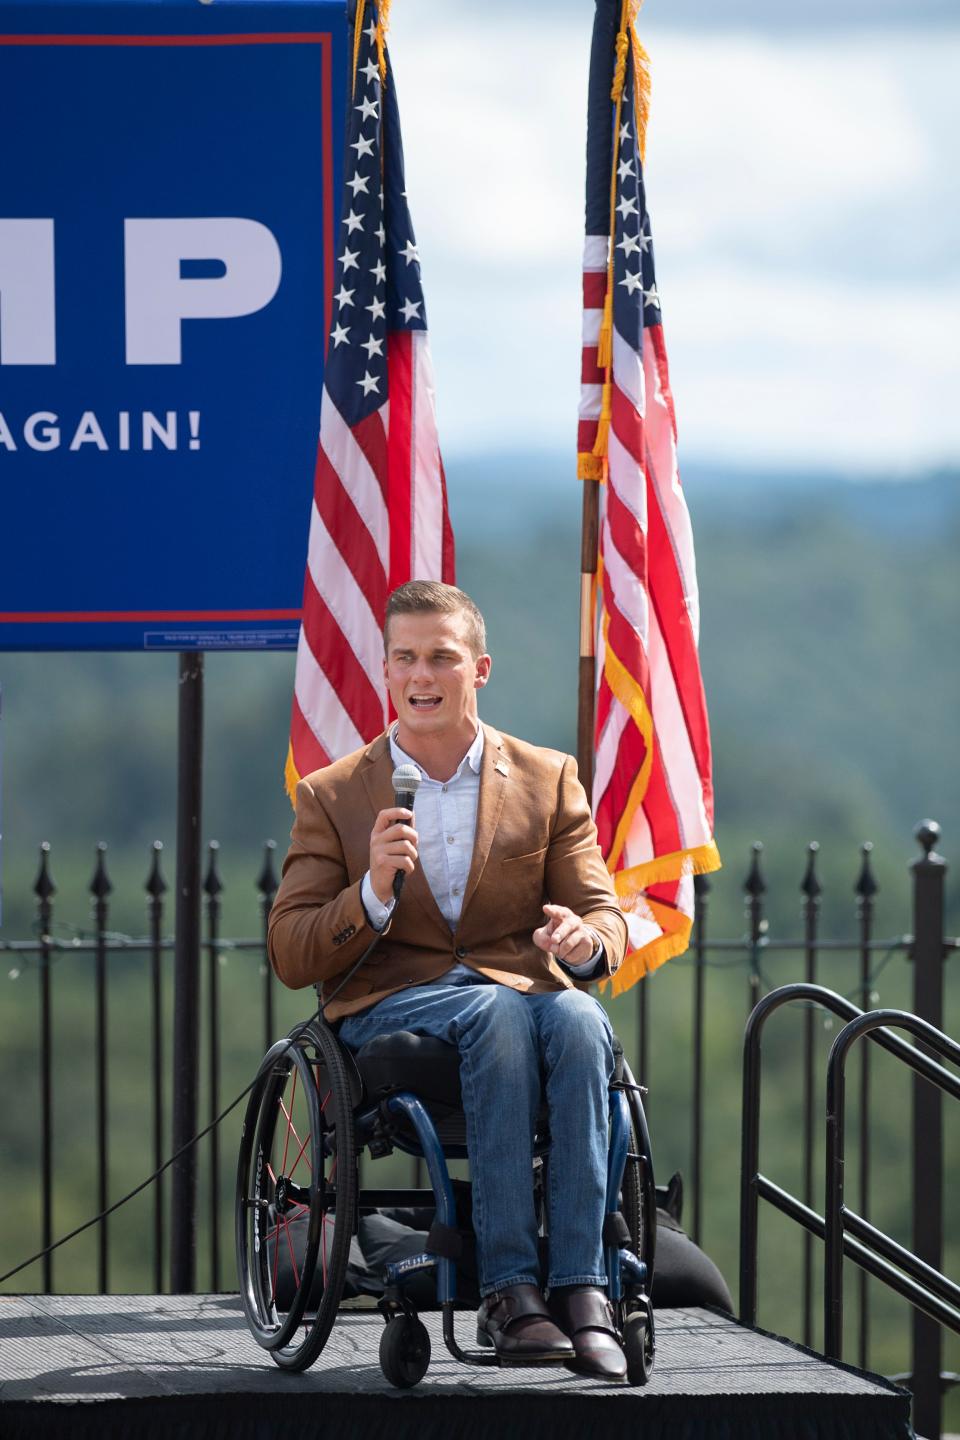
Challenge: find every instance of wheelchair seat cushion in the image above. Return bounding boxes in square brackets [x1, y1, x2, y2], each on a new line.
[351, 1030, 550, 1148]
[353, 1031, 464, 1110]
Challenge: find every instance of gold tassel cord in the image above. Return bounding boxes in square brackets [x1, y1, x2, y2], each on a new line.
[351, 0, 366, 97]
[375, 0, 391, 85]
[611, 24, 630, 103]
[611, 0, 651, 161]
[592, 0, 642, 470]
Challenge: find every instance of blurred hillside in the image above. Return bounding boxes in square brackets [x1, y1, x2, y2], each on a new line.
[2, 458, 956, 937]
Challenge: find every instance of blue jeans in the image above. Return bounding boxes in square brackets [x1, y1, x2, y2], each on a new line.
[339, 974, 614, 1297]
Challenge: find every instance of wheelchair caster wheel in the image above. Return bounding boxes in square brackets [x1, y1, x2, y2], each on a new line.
[623, 1310, 654, 1386]
[379, 1314, 431, 1389]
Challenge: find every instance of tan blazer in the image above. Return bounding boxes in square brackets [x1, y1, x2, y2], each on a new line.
[268, 723, 628, 1020]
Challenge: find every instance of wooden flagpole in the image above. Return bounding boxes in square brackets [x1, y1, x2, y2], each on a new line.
[577, 477, 600, 807]
[579, 0, 631, 809]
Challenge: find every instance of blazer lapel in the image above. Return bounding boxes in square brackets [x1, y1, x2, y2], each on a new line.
[359, 734, 449, 937]
[459, 725, 508, 920]
[359, 732, 394, 816]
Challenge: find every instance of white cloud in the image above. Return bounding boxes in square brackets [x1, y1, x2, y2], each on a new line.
[388, 11, 960, 472]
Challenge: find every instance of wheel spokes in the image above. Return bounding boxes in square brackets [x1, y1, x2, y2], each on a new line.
[264, 1065, 321, 1318]
[279, 1103, 311, 1172]
[278, 1066, 299, 1176]
[271, 1207, 282, 1304]
[287, 1127, 312, 1180]
[282, 1217, 301, 1288]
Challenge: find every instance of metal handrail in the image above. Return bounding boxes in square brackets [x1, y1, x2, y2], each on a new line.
[739, 982, 960, 1329]
[824, 1009, 960, 1358]
[752, 1177, 960, 1336]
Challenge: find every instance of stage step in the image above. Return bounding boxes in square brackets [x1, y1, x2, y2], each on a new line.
[0, 1294, 913, 1439]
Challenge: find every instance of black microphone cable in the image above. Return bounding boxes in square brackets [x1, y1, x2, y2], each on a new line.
[1, 780, 424, 1287]
[0, 1015, 319, 1287]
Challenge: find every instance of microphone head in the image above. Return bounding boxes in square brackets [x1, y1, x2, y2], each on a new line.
[391, 763, 422, 807]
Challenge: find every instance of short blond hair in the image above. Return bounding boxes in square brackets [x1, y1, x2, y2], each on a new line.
[384, 581, 487, 658]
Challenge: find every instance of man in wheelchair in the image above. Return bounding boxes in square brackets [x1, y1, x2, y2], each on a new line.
[269, 581, 631, 1380]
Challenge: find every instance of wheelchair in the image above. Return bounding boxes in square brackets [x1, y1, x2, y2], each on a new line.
[235, 994, 657, 1388]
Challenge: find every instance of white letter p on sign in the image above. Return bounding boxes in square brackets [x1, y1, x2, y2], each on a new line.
[124, 217, 282, 365]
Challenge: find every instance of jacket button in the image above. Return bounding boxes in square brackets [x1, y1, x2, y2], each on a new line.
[455, 945, 466, 959]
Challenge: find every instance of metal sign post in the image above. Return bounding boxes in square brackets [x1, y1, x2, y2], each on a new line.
[170, 653, 204, 1293]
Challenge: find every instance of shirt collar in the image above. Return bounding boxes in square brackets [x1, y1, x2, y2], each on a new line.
[389, 724, 484, 781]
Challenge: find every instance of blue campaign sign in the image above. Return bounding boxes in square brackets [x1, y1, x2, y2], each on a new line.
[0, 0, 347, 650]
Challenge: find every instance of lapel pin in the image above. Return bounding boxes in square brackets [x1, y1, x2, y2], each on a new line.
[495, 760, 509, 777]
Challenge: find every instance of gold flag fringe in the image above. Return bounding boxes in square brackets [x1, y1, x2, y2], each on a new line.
[284, 742, 300, 808]
[352, 0, 391, 96]
[375, 0, 390, 84]
[617, 838, 722, 892]
[602, 839, 722, 994]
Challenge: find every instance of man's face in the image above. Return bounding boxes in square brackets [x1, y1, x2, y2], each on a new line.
[383, 609, 491, 742]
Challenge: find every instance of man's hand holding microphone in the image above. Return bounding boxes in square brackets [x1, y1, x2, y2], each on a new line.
[369, 764, 423, 906]
[369, 807, 420, 904]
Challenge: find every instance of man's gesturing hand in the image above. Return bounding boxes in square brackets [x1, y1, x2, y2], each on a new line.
[370, 807, 419, 905]
[533, 903, 597, 969]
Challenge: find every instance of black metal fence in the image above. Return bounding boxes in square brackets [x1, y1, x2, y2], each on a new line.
[0, 821, 955, 1425]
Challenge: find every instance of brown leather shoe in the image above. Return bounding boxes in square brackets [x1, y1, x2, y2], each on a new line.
[476, 1283, 575, 1364]
[549, 1285, 627, 1381]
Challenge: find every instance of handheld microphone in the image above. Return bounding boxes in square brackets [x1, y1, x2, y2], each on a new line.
[391, 763, 422, 899]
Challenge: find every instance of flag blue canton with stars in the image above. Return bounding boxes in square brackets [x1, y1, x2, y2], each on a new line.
[609, 67, 662, 354]
[325, 5, 428, 428]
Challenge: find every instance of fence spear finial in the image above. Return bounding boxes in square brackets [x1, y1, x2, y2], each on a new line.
[34, 841, 56, 904]
[855, 841, 878, 901]
[204, 840, 224, 898]
[257, 841, 278, 904]
[744, 841, 766, 899]
[90, 841, 113, 900]
[146, 840, 167, 899]
[801, 841, 822, 901]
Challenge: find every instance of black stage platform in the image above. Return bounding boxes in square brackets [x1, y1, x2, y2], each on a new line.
[0, 1294, 913, 1439]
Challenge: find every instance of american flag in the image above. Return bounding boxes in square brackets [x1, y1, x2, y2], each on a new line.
[286, 0, 454, 793]
[579, 0, 720, 991]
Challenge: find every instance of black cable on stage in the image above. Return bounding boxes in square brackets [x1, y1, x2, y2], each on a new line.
[2, 781, 421, 1288]
[0, 863, 405, 1287]
[0, 1004, 323, 1287]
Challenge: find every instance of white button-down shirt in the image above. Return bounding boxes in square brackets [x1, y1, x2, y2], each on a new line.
[361, 726, 601, 979]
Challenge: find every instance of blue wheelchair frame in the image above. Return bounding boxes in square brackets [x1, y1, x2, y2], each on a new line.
[350, 1064, 655, 1370]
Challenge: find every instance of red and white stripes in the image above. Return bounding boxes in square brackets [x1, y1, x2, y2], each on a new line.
[287, 330, 453, 791]
[581, 235, 719, 989]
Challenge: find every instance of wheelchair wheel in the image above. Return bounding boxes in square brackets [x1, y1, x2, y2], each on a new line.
[619, 1058, 656, 1283]
[236, 1020, 357, 1371]
[379, 1313, 431, 1388]
[623, 1307, 654, 1386]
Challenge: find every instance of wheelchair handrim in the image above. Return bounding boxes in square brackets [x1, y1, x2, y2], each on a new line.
[235, 1039, 324, 1351]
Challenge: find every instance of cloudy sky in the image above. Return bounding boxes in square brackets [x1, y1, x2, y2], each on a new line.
[386, 2, 959, 475]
